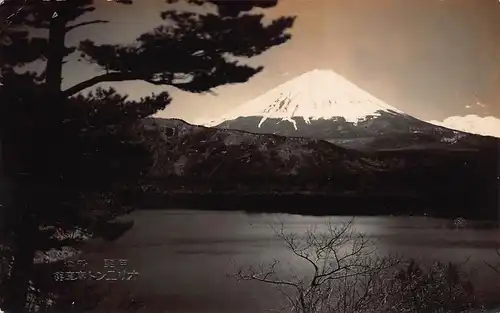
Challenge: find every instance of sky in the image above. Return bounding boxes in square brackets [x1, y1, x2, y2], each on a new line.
[28, 0, 500, 135]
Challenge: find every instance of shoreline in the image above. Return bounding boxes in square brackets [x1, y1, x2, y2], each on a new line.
[128, 190, 498, 221]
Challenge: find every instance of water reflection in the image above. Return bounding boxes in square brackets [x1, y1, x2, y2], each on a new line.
[82, 210, 500, 313]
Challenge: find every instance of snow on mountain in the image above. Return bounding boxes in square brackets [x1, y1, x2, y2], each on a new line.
[197, 69, 498, 150]
[428, 115, 500, 139]
[203, 69, 403, 130]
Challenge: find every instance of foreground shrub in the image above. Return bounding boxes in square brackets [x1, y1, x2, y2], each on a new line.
[233, 219, 484, 313]
[375, 259, 480, 313]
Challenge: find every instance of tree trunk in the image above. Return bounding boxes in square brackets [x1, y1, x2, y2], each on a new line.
[1, 181, 38, 313]
[0, 121, 38, 312]
[46, 14, 66, 98]
[0, 137, 11, 239]
[0, 7, 68, 313]
[3, 226, 36, 313]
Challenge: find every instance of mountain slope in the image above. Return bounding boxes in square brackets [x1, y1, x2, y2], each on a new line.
[202, 69, 493, 150]
[134, 118, 499, 220]
[140, 118, 371, 185]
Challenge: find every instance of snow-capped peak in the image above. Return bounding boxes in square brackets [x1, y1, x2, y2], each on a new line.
[203, 69, 403, 129]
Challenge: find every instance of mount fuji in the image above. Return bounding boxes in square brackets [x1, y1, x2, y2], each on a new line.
[203, 69, 490, 150]
[136, 69, 500, 219]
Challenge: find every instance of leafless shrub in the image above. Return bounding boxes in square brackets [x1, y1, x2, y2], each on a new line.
[232, 219, 482, 313]
[231, 219, 398, 313]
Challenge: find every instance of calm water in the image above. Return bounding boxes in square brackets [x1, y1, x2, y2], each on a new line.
[82, 210, 500, 313]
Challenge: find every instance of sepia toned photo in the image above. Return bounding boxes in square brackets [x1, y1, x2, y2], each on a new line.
[2, 0, 500, 312]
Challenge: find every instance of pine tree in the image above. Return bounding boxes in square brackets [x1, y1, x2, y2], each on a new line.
[0, 0, 294, 311]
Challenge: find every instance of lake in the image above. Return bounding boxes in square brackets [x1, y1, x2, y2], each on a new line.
[81, 210, 500, 313]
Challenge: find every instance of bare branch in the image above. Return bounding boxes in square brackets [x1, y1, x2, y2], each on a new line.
[277, 226, 320, 286]
[484, 248, 500, 274]
[484, 260, 500, 274]
[232, 260, 299, 288]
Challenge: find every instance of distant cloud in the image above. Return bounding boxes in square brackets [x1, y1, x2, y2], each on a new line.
[428, 115, 500, 138]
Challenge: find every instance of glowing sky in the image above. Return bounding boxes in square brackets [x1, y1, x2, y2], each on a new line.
[59, 0, 500, 126]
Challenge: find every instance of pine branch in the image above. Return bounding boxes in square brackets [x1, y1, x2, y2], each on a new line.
[66, 20, 109, 32]
[63, 72, 142, 97]
[63, 70, 197, 97]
